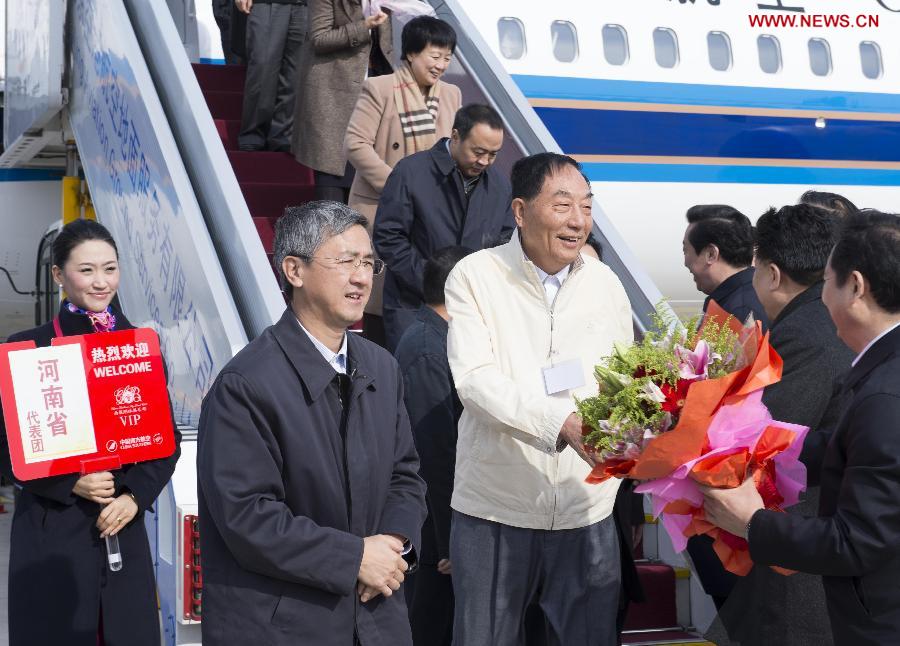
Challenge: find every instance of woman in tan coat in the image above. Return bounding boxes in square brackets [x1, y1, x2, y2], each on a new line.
[292, 0, 394, 202]
[344, 16, 461, 343]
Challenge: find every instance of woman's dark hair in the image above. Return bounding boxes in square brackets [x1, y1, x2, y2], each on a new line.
[685, 204, 754, 268]
[831, 210, 900, 313]
[52, 219, 118, 268]
[452, 103, 504, 141]
[585, 233, 603, 262]
[511, 152, 589, 203]
[799, 190, 858, 218]
[401, 16, 457, 59]
[424, 246, 472, 305]
[754, 203, 837, 287]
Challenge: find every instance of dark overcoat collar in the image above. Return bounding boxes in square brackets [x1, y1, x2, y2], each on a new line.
[270, 309, 376, 402]
[844, 324, 900, 393]
[772, 281, 824, 329]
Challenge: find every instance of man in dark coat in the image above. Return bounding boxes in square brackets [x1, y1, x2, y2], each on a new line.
[719, 204, 854, 645]
[197, 201, 427, 646]
[394, 246, 471, 646]
[681, 204, 769, 609]
[682, 204, 769, 331]
[704, 210, 900, 646]
[374, 104, 516, 351]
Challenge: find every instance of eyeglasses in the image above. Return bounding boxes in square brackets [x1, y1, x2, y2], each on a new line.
[306, 255, 386, 275]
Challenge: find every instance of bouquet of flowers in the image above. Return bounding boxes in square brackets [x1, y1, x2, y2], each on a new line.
[577, 302, 808, 575]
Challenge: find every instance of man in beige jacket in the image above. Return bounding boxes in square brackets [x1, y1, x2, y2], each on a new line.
[445, 153, 633, 646]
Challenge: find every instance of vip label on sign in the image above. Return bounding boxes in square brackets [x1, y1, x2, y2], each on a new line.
[0, 328, 176, 480]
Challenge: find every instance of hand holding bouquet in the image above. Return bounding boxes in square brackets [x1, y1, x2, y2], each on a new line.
[577, 302, 808, 575]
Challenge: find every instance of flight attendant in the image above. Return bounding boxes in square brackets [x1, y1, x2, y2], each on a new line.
[0, 219, 181, 646]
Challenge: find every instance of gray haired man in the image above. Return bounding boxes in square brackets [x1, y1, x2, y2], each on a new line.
[198, 201, 427, 646]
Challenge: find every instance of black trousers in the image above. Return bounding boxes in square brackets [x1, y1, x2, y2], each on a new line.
[239, 3, 307, 150]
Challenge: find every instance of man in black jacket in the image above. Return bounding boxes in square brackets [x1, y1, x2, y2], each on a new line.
[682, 204, 769, 331]
[374, 104, 516, 351]
[719, 203, 854, 646]
[682, 204, 769, 609]
[704, 210, 900, 646]
[394, 246, 471, 646]
[197, 201, 427, 646]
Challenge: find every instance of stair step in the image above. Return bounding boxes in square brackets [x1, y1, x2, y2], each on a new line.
[192, 63, 246, 92]
[624, 563, 678, 631]
[252, 216, 279, 252]
[203, 89, 243, 120]
[227, 150, 315, 185]
[214, 119, 241, 150]
[621, 628, 712, 646]
[242, 183, 315, 219]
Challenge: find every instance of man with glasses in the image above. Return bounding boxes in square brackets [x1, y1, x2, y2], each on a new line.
[197, 201, 427, 646]
[374, 103, 516, 351]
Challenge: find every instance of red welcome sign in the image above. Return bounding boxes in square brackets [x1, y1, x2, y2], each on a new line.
[0, 328, 176, 480]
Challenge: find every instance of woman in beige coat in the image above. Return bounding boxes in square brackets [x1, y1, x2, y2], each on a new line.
[292, 0, 394, 201]
[344, 16, 462, 342]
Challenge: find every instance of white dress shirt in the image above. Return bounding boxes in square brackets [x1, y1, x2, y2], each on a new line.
[533, 263, 571, 306]
[296, 318, 348, 374]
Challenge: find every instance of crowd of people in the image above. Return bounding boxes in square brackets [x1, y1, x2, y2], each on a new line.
[0, 3, 898, 646]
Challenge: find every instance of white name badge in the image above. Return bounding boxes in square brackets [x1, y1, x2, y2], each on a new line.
[542, 359, 585, 395]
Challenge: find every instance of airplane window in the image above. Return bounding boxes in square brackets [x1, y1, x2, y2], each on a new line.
[757, 35, 782, 74]
[497, 17, 526, 60]
[551, 20, 579, 63]
[808, 38, 832, 76]
[860, 41, 883, 79]
[602, 24, 629, 66]
[707, 31, 732, 71]
[653, 28, 679, 69]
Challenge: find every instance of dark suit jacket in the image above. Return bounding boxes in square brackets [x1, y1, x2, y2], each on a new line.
[750, 324, 900, 646]
[0, 303, 181, 646]
[374, 139, 515, 316]
[394, 306, 459, 564]
[197, 309, 427, 646]
[720, 282, 853, 645]
[703, 267, 770, 332]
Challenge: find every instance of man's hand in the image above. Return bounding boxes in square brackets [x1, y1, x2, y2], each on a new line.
[701, 476, 765, 539]
[358, 534, 407, 602]
[235, 0, 253, 14]
[365, 11, 388, 29]
[437, 558, 451, 575]
[73, 471, 116, 504]
[558, 413, 596, 467]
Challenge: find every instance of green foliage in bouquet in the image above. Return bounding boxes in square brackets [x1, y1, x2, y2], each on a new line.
[576, 305, 744, 461]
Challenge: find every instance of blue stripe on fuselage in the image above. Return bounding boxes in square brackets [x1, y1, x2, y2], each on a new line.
[582, 163, 900, 186]
[533, 106, 900, 162]
[513, 74, 900, 114]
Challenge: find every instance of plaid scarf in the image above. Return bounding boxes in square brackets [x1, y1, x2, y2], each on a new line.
[393, 60, 441, 155]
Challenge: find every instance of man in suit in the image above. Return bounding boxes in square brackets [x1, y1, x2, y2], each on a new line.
[394, 246, 472, 646]
[197, 201, 427, 646]
[235, 0, 308, 151]
[682, 204, 769, 331]
[704, 210, 900, 646]
[718, 203, 854, 646]
[374, 104, 516, 351]
[682, 204, 769, 609]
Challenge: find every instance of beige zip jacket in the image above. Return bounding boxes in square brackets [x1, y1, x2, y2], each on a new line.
[446, 233, 634, 530]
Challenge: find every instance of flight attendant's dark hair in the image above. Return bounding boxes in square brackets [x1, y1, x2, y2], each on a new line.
[52, 219, 119, 269]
